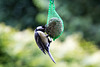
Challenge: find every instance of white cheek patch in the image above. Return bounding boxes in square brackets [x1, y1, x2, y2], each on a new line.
[37, 26, 43, 30]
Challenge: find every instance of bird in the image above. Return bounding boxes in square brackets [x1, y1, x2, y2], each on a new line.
[34, 26, 56, 63]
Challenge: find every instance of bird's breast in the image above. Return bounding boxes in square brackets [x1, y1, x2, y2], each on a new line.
[37, 31, 48, 45]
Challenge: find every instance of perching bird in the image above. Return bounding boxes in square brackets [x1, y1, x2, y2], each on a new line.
[34, 26, 56, 63]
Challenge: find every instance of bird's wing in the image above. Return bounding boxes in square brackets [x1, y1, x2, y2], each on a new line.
[35, 31, 56, 63]
[34, 31, 46, 54]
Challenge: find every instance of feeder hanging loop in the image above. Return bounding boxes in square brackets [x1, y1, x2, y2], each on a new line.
[50, 0, 54, 4]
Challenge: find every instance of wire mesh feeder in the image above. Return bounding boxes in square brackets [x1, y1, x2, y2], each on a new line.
[45, 0, 64, 40]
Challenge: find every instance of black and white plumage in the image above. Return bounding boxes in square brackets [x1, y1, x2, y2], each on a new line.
[34, 26, 56, 63]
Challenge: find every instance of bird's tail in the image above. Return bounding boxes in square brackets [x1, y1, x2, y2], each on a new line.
[47, 50, 56, 64]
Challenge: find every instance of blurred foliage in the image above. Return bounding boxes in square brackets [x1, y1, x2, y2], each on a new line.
[0, 0, 39, 30]
[0, 23, 100, 67]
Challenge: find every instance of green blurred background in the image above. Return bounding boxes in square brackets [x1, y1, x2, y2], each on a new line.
[0, 0, 100, 67]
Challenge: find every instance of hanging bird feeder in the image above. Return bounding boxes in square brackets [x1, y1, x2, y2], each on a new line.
[45, 0, 64, 40]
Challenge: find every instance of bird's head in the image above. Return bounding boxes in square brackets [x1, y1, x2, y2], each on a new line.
[36, 26, 45, 32]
